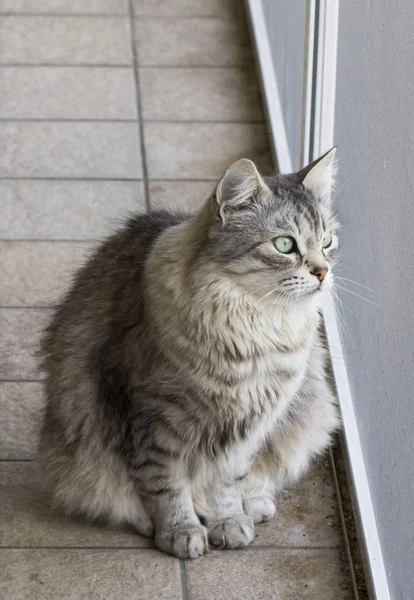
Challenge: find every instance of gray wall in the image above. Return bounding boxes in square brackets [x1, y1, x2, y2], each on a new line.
[334, 2, 414, 598]
[261, 1, 307, 170]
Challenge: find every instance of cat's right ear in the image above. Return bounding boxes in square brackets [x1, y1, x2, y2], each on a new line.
[214, 159, 269, 223]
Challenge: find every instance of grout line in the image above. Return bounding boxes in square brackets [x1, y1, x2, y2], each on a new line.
[0, 177, 213, 182]
[145, 119, 264, 124]
[149, 178, 216, 183]
[180, 561, 190, 600]
[0, 177, 144, 182]
[0, 118, 265, 124]
[134, 63, 253, 68]
[0, 63, 133, 68]
[0, 118, 139, 123]
[0, 64, 250, 69]
[0, 14, 244, 20]
[0, 544, 343, 552]
[0, 13, 128, 18]
[132, 15, 248, 21]
[139, 65, 251, 69]
[0, 546, 154, 550]
[128, 0, 150, 212]
[0, 238, 97, 242]
[242, 544, 343, 552]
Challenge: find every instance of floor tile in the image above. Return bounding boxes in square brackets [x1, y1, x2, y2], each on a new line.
[144, 122, 272, 179]
[133, 0, 242, 17]
[0, 242, 92, 306]
[0, 16, 132, 65]
[0, 67, 137, 119]
[0, 122, 142, 178]
[0, 383, 43, 459]
[0, 180, 145, 240]
[185, 548, 353, 600]
[0, 0, 127, 13]
[0, 462, 152, 547]
[135, 17, 253, 66]
[149, 180, 214, 212]
[139, 67, 263, 121]
[0, 549, 181, 600]
[252, 459, 342, 548]
[0, 309, 50, 379]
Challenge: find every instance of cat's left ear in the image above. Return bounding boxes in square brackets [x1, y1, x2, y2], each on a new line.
[297, 147, 337, 204]
[214, 158, 269, 222]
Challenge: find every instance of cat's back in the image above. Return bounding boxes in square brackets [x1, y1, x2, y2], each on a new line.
[40, 210, 188, 366]
[73, 209, 189, 304]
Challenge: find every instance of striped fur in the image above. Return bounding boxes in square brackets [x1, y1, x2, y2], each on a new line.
[38, 153, 340, 558]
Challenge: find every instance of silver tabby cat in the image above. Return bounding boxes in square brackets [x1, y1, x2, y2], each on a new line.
[39, 149, 340, 559]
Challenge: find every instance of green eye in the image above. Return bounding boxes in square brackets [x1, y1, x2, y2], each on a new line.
[322, 232, 333, 248]
[274, 236, 295, 254]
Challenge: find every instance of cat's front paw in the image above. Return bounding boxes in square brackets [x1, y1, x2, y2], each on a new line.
[208, 514, 254, 549]
[155, 525, 208, 559]
[243, 496, 276, 523]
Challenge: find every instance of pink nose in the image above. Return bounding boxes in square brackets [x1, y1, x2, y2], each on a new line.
[311, 266, 329, 281]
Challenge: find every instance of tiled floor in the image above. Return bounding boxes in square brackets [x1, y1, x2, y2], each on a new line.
[0, 1, 354, 598]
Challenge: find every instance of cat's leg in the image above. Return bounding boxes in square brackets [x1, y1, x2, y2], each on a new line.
[271, 374, 340, 486]
[194, 468, 255, 549]
[243, 474, 276, 523]
[148, 483, 208, 559]
[243, 374, 340, 522]
[242, 463, 277, 524]
[204, 482, 255, 549]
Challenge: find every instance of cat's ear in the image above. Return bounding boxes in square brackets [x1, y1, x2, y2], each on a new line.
[297, 147, 337, 204]
[214, 158, 269, 222]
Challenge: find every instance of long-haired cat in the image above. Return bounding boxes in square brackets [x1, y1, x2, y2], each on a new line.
[39, 149, 340, 558]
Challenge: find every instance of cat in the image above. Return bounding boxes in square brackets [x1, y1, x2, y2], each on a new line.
[38, 149, 340, 559]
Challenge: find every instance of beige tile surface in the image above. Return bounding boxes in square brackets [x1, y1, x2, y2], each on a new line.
[0, 16, 132, 65]
[0, 242, 92, 306]
[0, 462, 152, 547]
[133, 0, 242, 17]
[0, 122, 142, 178]
[149, 180, 214, 212]
[135, 17, 253, 66]
[185, 548, 353, 600]
[1, 549, 181, 600]
[0, 180, 145, 240]
[145, 122, 272, 179]
[252, 459, 342, 548]
[0, 308, 50, 379]
[0, 67, 137, 119]
[0, 0, 128, 13]
[140, 67, 264, 121]
[0, 383, 43, 459]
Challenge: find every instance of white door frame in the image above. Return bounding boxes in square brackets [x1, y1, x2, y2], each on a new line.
[246, 1, 390, 598]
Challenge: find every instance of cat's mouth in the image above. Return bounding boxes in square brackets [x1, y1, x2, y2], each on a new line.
[299, 284, 324, 298]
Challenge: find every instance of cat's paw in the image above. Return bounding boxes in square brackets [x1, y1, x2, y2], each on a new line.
[133, 516, 155, 538]
[155, 525, 208, 559]
[243, 496, 276, 524]
[208, 514, 254, 549]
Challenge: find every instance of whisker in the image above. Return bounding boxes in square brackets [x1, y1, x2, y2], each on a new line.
[331, 173, 355, 201]
[335, 294, 356, 318]
[251, 282, 275, 295]
[258, 287, 280, 302]
[330, 288, 355, 347]
[335, 276, 379, 295]
[334, 284, 382, 308]
[270, 290, 289, 315]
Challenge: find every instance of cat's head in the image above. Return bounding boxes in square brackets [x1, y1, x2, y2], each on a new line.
[203, 149, 338, 307]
